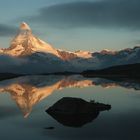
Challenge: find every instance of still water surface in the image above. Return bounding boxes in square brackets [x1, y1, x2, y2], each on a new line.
[0, 75, 140, 140]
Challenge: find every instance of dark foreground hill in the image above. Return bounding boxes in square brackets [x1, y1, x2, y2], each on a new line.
[82, 63, 140, 78]
[0, 73, 22, 81]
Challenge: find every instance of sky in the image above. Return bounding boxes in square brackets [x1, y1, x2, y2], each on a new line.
[0, 0, 140, 52]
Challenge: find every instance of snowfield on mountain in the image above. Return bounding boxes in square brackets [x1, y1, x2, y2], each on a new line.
[0, 22, 140, 74]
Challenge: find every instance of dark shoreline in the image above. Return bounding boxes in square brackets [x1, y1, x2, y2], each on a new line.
[0, 73, 24, 81]
[0, 63, 140, 81]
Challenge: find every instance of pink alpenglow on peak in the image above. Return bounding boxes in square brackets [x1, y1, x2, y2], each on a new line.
[20, 22, 31, 31]
[0, 23, 140, 74]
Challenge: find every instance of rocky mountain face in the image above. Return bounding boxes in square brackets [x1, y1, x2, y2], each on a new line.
[1, 22, 60, 57]
[0, 22, 140, 74]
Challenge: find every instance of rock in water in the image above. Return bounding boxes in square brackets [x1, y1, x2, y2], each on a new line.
[46, 97, 111, 127]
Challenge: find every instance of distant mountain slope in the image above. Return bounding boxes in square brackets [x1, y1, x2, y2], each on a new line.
[82, 63, 140, 77]
[0, 22, 140, 74]
[0, 73, 22, 81]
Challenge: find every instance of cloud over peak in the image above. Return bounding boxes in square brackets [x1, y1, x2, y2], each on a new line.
[25, 0, 140, 30]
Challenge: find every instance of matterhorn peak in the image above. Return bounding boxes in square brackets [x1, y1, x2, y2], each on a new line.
[1, 22, 61, 57]
[20, 22, 31, 31]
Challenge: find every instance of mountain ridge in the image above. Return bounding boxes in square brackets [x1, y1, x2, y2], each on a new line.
[0, 22, 140, 74]
[83, 63, 140, 78]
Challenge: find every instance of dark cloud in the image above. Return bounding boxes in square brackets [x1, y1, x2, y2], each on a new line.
[0, 24, 16, 36]
[26, 0, 140, 29]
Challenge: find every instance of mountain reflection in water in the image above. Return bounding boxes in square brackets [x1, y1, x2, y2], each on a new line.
[0, 75, 139, 118]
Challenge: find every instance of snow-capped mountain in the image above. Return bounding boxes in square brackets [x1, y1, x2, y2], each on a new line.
[1, 22, 60, 57]
[0, 22, 90, 60]
[0, 22, 140, 74]
[90, 46, 140, 69]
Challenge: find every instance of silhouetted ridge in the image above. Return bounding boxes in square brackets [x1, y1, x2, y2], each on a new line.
[83, 63, 140, 78]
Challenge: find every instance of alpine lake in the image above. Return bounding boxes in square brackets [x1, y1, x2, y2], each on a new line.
[0, 75, 140, 140]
